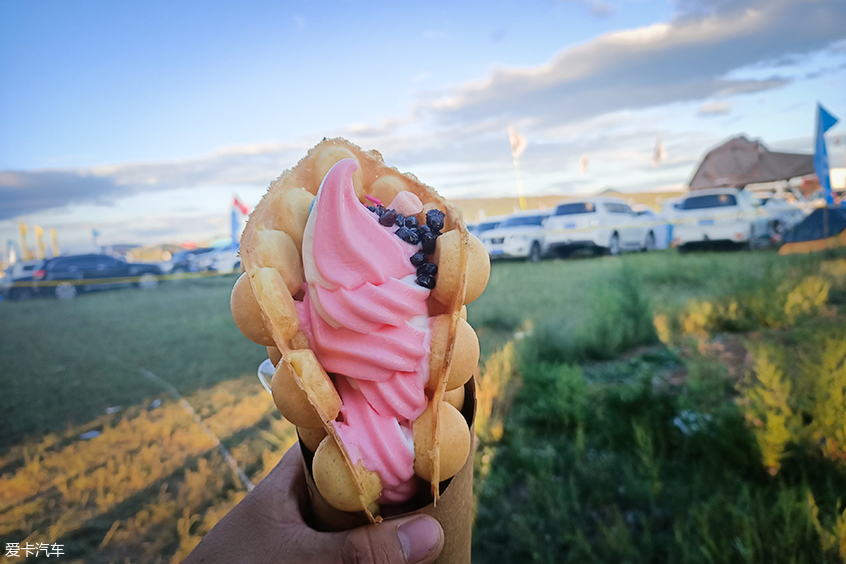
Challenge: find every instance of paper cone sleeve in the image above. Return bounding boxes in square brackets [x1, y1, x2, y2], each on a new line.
[299, 377, 477, 564]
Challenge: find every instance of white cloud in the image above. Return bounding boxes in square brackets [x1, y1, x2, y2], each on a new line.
[3, 0, 844, 223]
[697, 101, 732, 116]
[418, 0, 843, 128]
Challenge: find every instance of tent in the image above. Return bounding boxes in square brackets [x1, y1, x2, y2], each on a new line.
[779, 207, 846, 255]
[689, 136, 815, 190]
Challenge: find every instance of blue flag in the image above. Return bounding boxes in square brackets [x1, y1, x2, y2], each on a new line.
[231, 208, 239, 244]
[815, 103, 839, 206]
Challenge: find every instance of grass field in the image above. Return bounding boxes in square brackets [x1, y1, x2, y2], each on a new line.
[1, 249, 845, 562]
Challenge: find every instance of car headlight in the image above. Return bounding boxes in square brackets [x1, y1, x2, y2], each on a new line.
[509, 235, 528, 243]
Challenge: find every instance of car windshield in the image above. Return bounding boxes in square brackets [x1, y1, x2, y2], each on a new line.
[500, 215, 546, 227]
[681, 194, 738, 210]
[555, 202, 595, 215]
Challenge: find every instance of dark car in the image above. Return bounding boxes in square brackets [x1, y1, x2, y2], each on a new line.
[34, 254, 163, 299]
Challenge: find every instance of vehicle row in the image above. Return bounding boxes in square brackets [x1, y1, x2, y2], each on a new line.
[0, 254, 164, 301]
[470, 188, 808, 260]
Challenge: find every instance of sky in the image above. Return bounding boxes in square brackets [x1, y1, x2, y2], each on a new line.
[1, 0, 845, 250]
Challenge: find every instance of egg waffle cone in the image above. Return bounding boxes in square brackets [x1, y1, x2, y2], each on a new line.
[231, 138, 489, 524]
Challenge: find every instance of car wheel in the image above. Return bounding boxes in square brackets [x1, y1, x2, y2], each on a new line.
[642, 231, 655, 252]
[528, 242, 542, 262]
[55, 282, 77, 300]
[138, 273, 159, 290]
[609, 233, 621, 256]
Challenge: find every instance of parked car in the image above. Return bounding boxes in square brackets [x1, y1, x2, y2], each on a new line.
[207, 245, 241, 273]
[169, 248, 214, 273]
[671, 188, 770, 251]
[0, 259, 45, 301]
[543, 197, 656, 256]
[193, 243, 240, 272]
[467, 217, 506, 236]
[632, 206, 671, 249]
[33, 254, 164, 299]
[761, 197, 807, 239]
[479, 211, 550, 261]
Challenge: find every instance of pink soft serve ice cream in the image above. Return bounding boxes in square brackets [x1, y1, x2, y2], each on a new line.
[295, 158, 432, 504]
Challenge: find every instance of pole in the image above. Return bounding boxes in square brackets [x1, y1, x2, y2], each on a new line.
[512, 155, 527, 211]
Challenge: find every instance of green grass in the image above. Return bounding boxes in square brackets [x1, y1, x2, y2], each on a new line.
[0, 275, 267, 449]
[471, 250, 846, 564]
[473, 340, 846, 563]
[469, 249, 836, 360]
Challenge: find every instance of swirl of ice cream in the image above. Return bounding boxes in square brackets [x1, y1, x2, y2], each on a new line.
[295, 158, 431, 504]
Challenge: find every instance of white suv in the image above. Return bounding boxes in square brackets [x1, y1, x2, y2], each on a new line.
[479, 211, 550, 261]
[543, 197, 655, 256]
[672, 188, 770, 250]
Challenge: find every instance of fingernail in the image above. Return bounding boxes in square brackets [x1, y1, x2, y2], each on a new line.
[397, 517, 442, 563]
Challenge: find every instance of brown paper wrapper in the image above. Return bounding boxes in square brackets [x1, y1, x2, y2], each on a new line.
[300, 377, 477, 564]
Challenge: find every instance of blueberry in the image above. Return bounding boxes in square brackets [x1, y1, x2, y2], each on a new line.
[426, 209, 445, 231]
[404, 216, 419, 229]
[403, 229, 420, 245]
[395, 213, 405, 227]
[417, 262, 437, 277]
[416, 274, 436, 289]
[379, 209, 398, 226]
[397, 227, 420, 244]
[410, 252, 427, 267]
[376, 205, 386, 217]
[421, 232, 438, 255]
[367, 205, 376, 213]
[417, 224, 431, 236]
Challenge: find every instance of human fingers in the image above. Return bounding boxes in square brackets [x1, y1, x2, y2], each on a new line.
[323, 514, 444, 564]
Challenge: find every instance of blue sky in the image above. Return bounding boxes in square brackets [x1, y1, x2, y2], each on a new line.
[1, 0, 845, 249]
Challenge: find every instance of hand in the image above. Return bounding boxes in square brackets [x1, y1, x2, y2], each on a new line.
[184, 443, 444, 564]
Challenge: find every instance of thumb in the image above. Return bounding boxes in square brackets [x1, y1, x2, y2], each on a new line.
[339, 515, 444, 564]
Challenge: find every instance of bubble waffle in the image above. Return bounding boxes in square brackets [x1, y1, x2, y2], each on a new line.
[231, 138, 490, 521]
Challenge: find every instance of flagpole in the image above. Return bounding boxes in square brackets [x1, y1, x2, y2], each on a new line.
[512, 154, 527, 211]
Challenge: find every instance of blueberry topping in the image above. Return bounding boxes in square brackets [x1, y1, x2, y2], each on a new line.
[417, 224, 431, 236]
[376, 205, 386, 217]
[417, 262, 438, 277]
[379, 209, 398, 226]
[395, 213, 405, 227]
[367, 205, 376, 213]
[405, 229, 420, 244]
[395, 226, 411, 240]
[421, 232, 438, 255]
[426, 209, 445, 231]
[416, 274, 436, 289]
[410, 252, 427, 267]
[404, 216, 419, 230]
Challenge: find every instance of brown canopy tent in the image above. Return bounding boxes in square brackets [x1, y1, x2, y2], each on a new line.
[688, 136, 815, 190]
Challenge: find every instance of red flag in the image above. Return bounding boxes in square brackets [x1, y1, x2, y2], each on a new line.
[233, 196, 250, 215]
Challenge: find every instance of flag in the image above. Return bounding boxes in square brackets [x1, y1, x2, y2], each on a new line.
[18, 222, 32, 260]
[652, 137, 667, 168]
[579, 155, 589, 175]
[233, 196, 250, 215]
[508, 127, 527, 160]
[231, 208, 239, 244]
[814, 103, 839, 205]
[34, 226, 45, 260]
[49, 228, 60, 257]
